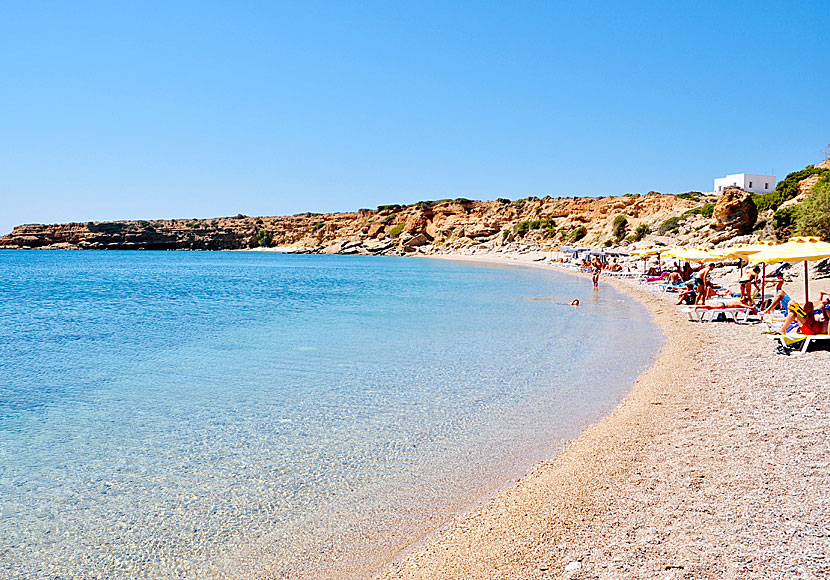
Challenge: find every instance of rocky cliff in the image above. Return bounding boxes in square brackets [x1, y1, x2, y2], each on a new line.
[1, 193, 716, 254]
[4, 162, 826, 254]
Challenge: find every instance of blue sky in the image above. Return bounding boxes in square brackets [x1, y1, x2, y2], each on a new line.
[1, 1, 827, 235]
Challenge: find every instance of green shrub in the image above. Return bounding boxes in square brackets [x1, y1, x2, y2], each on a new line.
[676, 191, 701, 200]
[513, 217, 555, 237]
[497, 197, 511, 204]
[255, 218, 263, 225]
[752, 167, 830, 212]
[569, 225, 587, 241]
[681, 203, 715, 219]
[413, 201, 435, 211]
[388, 224, 405, 237]
[377, 204, 403, 212]
[658, 216, 683, 234]
[795, 178, 830, 240]
[611, 215, 628, 240]
[772, 206, 798, 240]
[311, 222, 325, 233]
[753, 219, 767, 232]
[256, 228, 273, 247]
[632, 223, 650, 241]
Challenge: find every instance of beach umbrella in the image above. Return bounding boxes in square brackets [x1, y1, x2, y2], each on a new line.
[665, 247, 722, 262]
[748, 237, 830, 301]
[715, 240, 778, 260]
[629, 247, 668, 272]
[713, 241, 779, 305]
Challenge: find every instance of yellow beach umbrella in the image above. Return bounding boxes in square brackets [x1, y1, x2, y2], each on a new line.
[628, 247, 667, 256]
[629, 247, 669, 273]
[748, 237, 830, 301]
[714, 241, 780, 304]
[715, 240, 778, 259]
[665, 247, 722, 262]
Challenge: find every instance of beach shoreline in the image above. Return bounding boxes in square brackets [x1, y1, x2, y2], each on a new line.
[377, 252, 829, 579]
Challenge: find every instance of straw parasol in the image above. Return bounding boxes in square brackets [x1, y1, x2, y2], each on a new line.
[748, 237, 830, 301]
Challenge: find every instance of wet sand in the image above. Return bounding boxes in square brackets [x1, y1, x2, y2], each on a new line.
[378, 254, 829, 579]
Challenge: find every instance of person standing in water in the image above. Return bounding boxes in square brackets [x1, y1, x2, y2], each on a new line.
[591, 260, 601, 288]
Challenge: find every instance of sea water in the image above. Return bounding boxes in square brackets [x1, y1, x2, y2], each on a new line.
[0, 251, 660, 579]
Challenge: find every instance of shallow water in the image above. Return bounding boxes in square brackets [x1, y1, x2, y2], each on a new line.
[0, 251, 660, 578]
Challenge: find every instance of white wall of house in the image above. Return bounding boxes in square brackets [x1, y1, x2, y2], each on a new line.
[714, 173, 776, 194]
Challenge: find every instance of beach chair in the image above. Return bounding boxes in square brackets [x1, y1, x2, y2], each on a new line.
[681, 306, 755, 323]
[771, 332, 830, 353]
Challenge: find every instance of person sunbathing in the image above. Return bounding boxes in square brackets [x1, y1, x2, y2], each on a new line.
[778, 301, 829, 335]
[687, 296, 754, 310]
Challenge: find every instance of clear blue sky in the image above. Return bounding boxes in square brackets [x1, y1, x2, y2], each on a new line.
[1, 1, 828, 235]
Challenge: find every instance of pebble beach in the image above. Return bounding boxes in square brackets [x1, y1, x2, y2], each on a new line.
[379, 253, 829, 579]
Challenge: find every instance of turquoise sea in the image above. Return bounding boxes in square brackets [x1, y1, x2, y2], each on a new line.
[0, 251, 660, 579]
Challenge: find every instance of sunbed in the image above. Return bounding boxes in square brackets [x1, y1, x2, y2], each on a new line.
[770, 332, 830, 353]
[681, 306, 756, 323]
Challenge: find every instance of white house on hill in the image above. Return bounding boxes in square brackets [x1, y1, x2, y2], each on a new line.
[714, 173, 776, 194]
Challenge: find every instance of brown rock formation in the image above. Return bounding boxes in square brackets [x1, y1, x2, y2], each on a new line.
[712, 188, 757, 234]
[0, 193, 713, 253]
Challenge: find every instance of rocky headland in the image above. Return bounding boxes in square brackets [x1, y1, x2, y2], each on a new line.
[3, 161, 828, 254]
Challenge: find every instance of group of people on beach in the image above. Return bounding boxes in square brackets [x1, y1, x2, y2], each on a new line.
[647, 259, 830, 338]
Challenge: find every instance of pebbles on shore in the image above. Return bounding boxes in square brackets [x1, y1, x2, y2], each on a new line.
[380, 256, 829, 579]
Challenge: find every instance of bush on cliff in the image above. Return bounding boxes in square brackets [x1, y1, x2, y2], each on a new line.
[624, 223, 650, 243]
[611, 215, 628, 240]
[681, 203, 715, 219]
[513, 217, 555, 237]
[676, 191, 702, 200]
[772, 206, 797, 240]
[795, 178, 830, 241]
[256, 229, 273, 247]
[658, 216, 683, 234]
[388, 224, 405, 237]
[569, 225, 587, 241]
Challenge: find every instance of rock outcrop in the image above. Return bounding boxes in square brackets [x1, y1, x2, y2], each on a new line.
[712, 188, 757, 234]
[2, 193, 712, 253]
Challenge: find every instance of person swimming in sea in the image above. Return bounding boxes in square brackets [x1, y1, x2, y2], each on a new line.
[570, 299, 579, 306]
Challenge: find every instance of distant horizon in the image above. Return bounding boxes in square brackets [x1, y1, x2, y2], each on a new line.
[2, 1, 827, 236]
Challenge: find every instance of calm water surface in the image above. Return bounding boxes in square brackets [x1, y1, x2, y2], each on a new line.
[0, 251, 660, 579]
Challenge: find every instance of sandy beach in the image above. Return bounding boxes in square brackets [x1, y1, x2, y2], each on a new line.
[379, 253, 829, 579]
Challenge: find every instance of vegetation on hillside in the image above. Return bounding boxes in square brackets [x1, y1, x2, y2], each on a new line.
[795, 177, 830, 241]
[513, 216, 555, 237]
[611, 215, 628, 241]
[752, 166, 830, 212]
[256, 228, 273, 247]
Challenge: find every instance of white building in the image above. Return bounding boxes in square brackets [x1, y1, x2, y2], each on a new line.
[714, 173, 776, 194]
